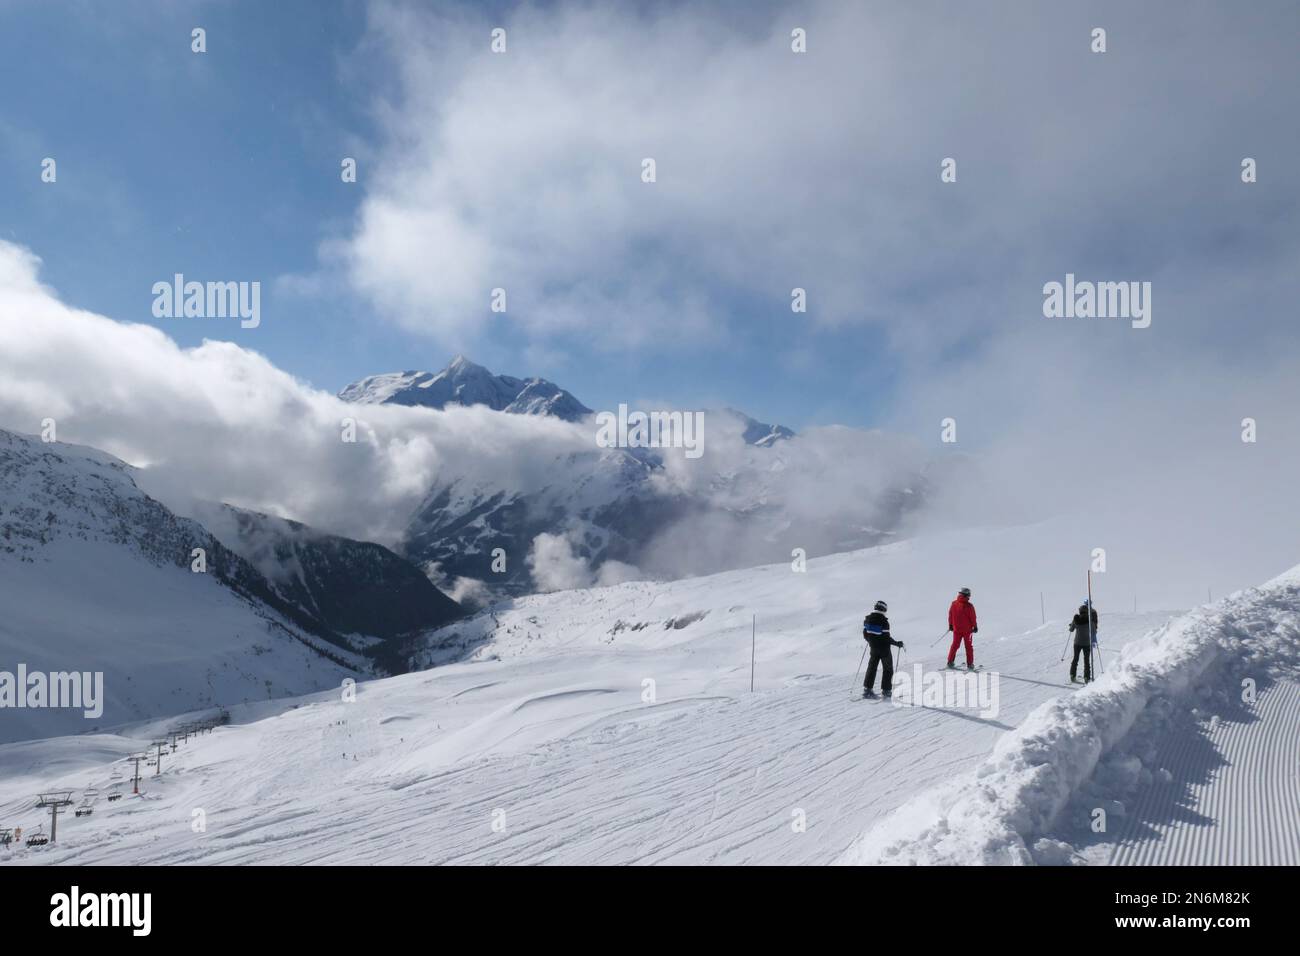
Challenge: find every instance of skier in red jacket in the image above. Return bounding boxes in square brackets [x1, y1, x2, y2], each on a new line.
[946, 587, 978, 669]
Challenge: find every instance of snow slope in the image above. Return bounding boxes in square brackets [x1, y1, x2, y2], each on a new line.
[1104, 678, 1300, 865]
[1, 613, 1167, 865]
[189, 502, 462, 650]
[2, 520, 1295, 865]
[0, 429, 361, 744]
[838, 566, 1300, 865]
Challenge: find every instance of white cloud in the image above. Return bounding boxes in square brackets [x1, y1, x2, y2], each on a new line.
[6, 193, 1300, 608]
[0, 239, 593, 547]
[527, 531, 595, 593]
[337, 0, 1300, 370]
[340, 1, 884, 347]
[0, 239, 933, 586]
[596, 559, 641, 587]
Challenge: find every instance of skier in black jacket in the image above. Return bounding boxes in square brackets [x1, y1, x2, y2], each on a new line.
[1068, 601, 1098, 683]
[862, 600, 904, 698]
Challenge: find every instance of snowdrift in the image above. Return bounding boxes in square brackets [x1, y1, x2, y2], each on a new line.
[838, 566, 1300, 865]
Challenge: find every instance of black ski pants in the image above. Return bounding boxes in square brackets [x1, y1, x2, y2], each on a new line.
[865, 647, 895, 694]
[1070, 645, 1093, 682]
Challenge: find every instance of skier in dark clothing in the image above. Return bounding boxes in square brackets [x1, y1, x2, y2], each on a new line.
[1068, 601, 1098, 683]
[863, 600, 904, 698]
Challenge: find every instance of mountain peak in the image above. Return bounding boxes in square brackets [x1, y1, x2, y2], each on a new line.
[340, 359, 795, 441]
[339, 357, 593, 422]
[723, 408, 796, 446]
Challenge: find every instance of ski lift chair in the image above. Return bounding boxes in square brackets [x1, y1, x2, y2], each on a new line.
[107, 786, 123, 802]
[26, 827, 49, 847]
[75, 799, 94, 818]
[0, 828, 13, 846]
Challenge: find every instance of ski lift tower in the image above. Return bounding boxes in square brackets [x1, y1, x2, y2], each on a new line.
[128, 753, 146, 794]
[35, 791, 74, 845]
[151, 740, 168, 775]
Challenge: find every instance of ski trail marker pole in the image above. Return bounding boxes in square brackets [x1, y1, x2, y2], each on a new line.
[750, 614, 756, 693]
[1087, 570, 1094, 642]
[1088, 570, 1101, 675]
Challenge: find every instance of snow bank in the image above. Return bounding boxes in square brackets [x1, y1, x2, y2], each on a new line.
[837, 565, 1300, 865]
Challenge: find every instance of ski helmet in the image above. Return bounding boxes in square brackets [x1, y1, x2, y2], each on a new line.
[958, 587, 972, 597]
[874, 600, 888, 613]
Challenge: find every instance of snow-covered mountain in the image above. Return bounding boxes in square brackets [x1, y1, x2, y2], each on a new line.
[190, 504, 464, 672]
[338, 356, 907, 600]
[338, 354, 593, 422]
[727, 408, 795, 447]
[6, 516, 1295, 865]
[338, 356, 798, 449]
[0, 429, 459, 742]
[400, 436, 926, 600]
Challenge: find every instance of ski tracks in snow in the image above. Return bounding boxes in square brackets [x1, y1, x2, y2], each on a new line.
[1107, 679, 1300, 865]
[4, 637, 1075, 865]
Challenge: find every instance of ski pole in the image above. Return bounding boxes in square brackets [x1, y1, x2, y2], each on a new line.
[1059, 632, 1072, 662]
[849, 643, 868, 700]
[930, 628, 951, 648]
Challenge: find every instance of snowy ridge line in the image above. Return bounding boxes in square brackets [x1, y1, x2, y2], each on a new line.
[263, 618, 366, 673]
[837, 565, 1300, 866]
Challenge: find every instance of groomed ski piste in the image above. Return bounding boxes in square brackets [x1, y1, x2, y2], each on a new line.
[2, 520, 1297, 866]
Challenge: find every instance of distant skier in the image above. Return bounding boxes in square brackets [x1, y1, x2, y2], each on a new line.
[862, 600, 904, 699]
[946, 587, 978, 670]
[1068, 601, 1098, 683]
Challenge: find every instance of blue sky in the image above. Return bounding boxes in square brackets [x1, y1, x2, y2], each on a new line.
[2, 0, 1298, 438]
[0, 0, 896, 430]
[1, 3, 390, 392]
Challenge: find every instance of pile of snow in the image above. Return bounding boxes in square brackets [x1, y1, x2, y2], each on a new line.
[838, 566, 1300, 865]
